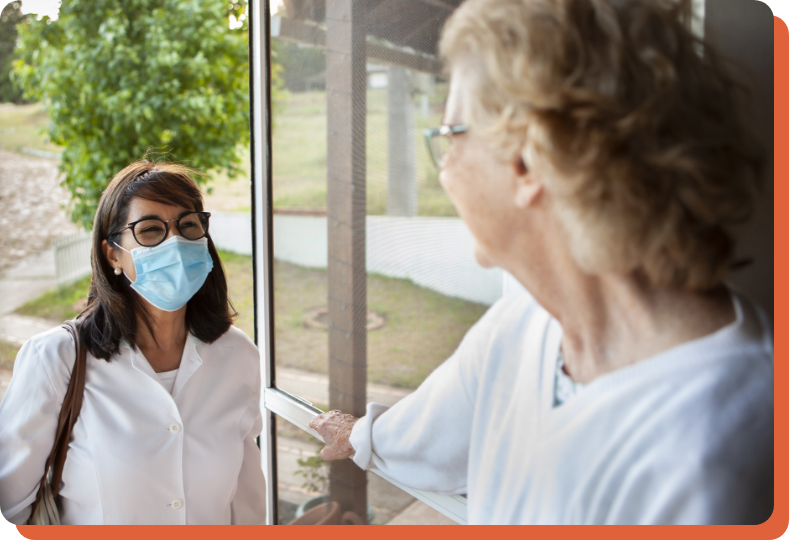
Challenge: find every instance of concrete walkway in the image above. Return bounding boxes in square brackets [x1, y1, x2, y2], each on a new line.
[0, 249, 62, 403]
[0, 314, 58, 346]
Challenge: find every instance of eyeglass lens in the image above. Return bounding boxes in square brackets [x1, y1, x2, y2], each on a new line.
[132, 212, 209, 246]
[430, 134, 453, 168]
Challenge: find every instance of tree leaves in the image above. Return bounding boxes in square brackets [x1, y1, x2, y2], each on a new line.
[12, 0, 279, 227]
[0, 1, 27, 103]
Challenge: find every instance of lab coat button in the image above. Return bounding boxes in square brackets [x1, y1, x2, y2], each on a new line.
[169, 423, 182, 434]
[171, 499, 183, 510]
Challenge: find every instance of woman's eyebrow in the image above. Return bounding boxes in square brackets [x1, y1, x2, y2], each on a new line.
[132, 210, 193, 222]
[133, 213, 160, 222]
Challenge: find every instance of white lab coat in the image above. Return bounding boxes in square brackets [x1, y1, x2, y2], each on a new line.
[0, 325, 267, 525]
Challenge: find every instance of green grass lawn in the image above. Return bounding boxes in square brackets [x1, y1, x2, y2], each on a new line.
[270, 86, 455, 217]
[272, 258, 486, 389]
[13, 250, 485, 390]
[219, 249, 256, 337]
[14, 275, 92, 322]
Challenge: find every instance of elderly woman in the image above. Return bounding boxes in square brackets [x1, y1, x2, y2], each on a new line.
[0, 162, 266, 524]
[310, 0, 773, 525]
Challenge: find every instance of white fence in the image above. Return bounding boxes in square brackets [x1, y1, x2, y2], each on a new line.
[54, 230, 92, 288]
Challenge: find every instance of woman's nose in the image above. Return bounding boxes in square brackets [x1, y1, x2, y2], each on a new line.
[165, 221, 184, 241]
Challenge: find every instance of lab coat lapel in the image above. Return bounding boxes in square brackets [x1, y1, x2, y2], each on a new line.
[127, 335, 204, 398]
[171, 335, 203, 399]
[128, 342, 161, 382]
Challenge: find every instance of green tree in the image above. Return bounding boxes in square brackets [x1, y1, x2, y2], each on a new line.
[0, 1, 27, 103]
[13, 0, 284, 226]
[272, 38, 325, 92]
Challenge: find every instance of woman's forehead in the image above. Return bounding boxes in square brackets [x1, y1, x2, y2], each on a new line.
[444, 82, 463, 125]
[126, 197, 193, 219]
[444, 63, 473, 125]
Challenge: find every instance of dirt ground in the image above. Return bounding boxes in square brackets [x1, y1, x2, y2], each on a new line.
[0, 149, 76, 272]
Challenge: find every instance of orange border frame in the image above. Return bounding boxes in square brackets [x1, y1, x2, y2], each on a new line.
[8, 13, 787, 540]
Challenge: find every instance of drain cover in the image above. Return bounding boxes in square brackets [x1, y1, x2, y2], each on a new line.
[304, 307, 385, 331]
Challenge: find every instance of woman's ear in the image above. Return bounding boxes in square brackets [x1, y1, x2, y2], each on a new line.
[102, 239, 121, 269]
[513, 154, 543, 209]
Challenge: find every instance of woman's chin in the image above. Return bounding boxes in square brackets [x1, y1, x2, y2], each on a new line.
[473, 246, 496, 269]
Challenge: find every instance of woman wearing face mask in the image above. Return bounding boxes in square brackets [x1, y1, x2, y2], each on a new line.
[0, 161, 267, 524]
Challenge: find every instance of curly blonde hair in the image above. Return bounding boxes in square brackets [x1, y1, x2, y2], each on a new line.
[440, 0, 762, 291]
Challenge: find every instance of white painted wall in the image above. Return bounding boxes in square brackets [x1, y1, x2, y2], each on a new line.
[210, 212, 254, 256]
[272, 214, 328, 268]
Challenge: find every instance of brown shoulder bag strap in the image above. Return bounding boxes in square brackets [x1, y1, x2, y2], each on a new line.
[29, 320, 87, 517]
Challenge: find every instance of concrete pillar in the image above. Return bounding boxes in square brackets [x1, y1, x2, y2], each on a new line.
[387, 65, 417, 217]
[325, 0, 369, 522]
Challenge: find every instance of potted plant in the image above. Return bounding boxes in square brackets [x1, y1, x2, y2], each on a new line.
[295, 452, 328, 501]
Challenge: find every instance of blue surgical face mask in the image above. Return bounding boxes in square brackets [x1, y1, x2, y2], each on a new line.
[115, 236, 214, 312]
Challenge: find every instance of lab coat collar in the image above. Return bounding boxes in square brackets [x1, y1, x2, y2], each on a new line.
[127, 334, 204, 399]
[172, 335, 203, 399]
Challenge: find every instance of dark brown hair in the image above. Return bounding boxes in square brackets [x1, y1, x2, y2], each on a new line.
[78, 160, 237, 360]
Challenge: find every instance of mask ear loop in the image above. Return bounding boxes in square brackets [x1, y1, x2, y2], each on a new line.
[113, 241, 131, 254]
[112, 242, 134, 283]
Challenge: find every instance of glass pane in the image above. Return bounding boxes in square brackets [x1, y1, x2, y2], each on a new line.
[270, 0, 490, 524]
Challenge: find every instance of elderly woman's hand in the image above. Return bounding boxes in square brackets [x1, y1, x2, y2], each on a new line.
[309, 410, 358, 461]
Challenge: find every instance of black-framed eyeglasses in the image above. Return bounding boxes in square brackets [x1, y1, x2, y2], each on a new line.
[424, 124, 468, 169]
[116, 211, 211, 247]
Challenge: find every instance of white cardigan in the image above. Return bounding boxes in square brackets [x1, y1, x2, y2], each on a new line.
[350, 288, 774, 524]
[0, 325, 267, 525]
